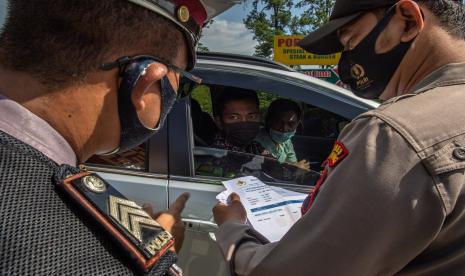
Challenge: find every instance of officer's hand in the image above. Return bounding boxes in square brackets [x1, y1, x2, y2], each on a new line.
[213, 193, 247, 226]
[143, 193, 190, 253]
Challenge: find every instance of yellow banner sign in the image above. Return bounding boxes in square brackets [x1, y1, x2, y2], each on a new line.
[273, 35, 341, 66]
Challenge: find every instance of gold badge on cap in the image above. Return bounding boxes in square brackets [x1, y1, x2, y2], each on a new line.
[177, 5, 190, 23]
[82, 175, 107, 193]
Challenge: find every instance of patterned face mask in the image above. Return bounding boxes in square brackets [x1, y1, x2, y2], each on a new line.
[99, 55, 201, 154]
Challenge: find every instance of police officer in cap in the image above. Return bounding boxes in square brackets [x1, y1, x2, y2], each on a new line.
[0, 0, 237, 275]
[213, 0, 465, 275]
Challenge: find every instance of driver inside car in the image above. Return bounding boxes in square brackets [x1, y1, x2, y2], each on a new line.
[255, 99, 310, 170]
[212, 88, 263, 154]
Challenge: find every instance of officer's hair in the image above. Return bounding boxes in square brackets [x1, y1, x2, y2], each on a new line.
[418, 0, 465, 39]
[0, 0, 185, 88]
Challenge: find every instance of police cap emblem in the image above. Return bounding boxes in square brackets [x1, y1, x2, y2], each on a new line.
[177, 5, 190, 23]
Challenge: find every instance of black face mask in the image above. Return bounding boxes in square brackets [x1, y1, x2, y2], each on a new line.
[115, 57, 178, 154]
[338, 6, 417, 99]
[222, 122, 260, 147]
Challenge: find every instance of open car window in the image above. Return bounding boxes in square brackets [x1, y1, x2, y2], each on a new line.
[188, 83, 351, 186]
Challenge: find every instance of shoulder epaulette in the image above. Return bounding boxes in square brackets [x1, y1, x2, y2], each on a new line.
[57, 172, 176, 275]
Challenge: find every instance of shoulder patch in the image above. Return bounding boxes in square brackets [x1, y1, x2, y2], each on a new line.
[327, 141, 349, 168]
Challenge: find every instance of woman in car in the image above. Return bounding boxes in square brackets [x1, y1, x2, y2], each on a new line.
[255, 99, 310, 169]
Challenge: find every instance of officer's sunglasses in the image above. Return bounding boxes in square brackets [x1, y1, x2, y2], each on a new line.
[99, 55, 202, 99]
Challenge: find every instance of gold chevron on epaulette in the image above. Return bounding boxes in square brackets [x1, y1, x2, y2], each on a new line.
[109, 195, 161, 242]
[60, 173, 175, 271]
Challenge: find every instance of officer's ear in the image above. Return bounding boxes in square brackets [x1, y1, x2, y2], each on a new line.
[395, 0, 424, 42]
[131, 62, 168, 112]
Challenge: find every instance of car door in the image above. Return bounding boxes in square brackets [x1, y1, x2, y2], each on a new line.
[165, 98, 230, 276]
[85, 127, 170, 215]
[168, 60, 378, 276]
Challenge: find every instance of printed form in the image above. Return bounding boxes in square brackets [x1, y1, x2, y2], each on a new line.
[217, 176, 307, 242]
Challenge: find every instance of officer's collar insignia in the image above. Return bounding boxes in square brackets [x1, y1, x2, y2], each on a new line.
[327, 141, 349, 168]
[177, 5, 190, 23]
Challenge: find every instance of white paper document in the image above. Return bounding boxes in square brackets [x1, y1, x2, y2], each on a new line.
[218, 176, 307, 242]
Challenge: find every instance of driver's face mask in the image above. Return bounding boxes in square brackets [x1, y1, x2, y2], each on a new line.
[222, 121, 260, 147]
[100, 56, 202, 154]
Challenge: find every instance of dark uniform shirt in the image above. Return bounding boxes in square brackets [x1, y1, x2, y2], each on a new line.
[0, 95, 174, 275]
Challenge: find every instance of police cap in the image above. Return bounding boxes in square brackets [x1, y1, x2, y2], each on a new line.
[129, 0, 240, 70]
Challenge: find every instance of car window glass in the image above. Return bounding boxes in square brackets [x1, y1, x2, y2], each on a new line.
[300, 106, 347, 138]
[191, 85, 217, 146]
[86, 143, 147, 171]
[189, 84, 349, 186]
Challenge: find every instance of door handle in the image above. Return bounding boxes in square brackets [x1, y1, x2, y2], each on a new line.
[182, 218, 219, 241]
[182, 218, 200, 231]
[182, 218, 218, 232]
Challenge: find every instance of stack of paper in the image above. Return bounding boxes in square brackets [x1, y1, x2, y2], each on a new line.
[217, 176, 307, 242]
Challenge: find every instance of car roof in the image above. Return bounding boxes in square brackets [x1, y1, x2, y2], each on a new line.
[195, 52, 380, 110]
[197, 51, 293, 71]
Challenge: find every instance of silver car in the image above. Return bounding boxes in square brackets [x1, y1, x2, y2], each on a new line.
[85, 52, 379, 276]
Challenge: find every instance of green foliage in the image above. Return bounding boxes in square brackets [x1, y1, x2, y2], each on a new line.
[197, 42, 210, 52]
[257, 91, 279, 117]
[295, 0, 334, 32]
[244, 0, 299, 57]
[191, 85, 213, 115]
[243, 0, 335, 58]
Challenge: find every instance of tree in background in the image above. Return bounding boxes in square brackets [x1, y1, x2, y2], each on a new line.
[243, 0, 299, 58]
[197, 42, 210, 52]
[296, 0, 334, 32]
[244, 0, 335, 58]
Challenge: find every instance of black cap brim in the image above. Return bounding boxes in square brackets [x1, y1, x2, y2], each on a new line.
[298, 12, 363, 55]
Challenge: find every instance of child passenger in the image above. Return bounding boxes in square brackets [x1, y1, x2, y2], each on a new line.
[255, 99, 309, 169]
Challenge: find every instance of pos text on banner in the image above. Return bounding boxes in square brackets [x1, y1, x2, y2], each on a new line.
[274, 35, 341, 66]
